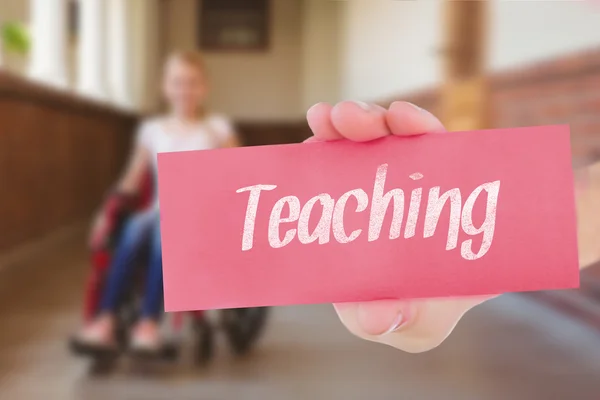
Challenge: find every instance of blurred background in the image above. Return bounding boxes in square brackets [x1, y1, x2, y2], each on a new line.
[2, 0, 600, 399]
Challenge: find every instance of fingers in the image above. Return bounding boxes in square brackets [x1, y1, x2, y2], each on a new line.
[306, 101, 445, 143]
[306, 101, 390, 142]
[334, 295, 496, 353]
[330, 101, 390, 142]
[386, 101, 446, 136]
[306, 103, 343, 142]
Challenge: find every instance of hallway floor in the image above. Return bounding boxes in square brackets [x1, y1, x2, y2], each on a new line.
[1, 227, 600, 400]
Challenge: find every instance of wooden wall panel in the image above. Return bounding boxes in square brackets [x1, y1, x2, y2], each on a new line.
[236, 121, 312, 146]
[0, 71, 137, 252]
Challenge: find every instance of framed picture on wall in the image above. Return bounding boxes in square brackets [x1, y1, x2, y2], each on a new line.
[198, 0, 270, 51]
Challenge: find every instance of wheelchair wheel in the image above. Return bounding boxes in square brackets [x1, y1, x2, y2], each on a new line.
[193, 317, 215, 366]
[88, 354, 119, 376]
[70, 290, 134, 373]
[221, 307, 269, 356]
[114, 284, 139, 349]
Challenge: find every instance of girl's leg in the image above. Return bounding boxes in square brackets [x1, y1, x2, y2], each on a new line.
[141, 216, 164, 319]
[131, 215, 164, 351]
[99, 211, 154, 313]
[76, 212, 153, 347]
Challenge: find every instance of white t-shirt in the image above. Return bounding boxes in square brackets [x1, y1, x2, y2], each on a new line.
[136, 114, 235, 208]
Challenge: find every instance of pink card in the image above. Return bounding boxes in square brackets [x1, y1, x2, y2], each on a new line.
[157, 125, 579, 311]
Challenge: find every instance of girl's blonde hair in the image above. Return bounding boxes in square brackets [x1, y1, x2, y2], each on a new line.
[166, 50, 206, 73]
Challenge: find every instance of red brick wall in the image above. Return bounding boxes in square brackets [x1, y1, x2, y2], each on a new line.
[384, 48, 600, 166]
[492, 48, 600, 165]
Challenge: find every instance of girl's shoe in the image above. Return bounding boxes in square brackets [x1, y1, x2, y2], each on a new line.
[129, 319, 162, 356]
[71, 317, 117, 355]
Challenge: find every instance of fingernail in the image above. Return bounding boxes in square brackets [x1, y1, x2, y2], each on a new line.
[353, 101, 373, 111]
[381, 312, 405, 335]
[307, 102, 329, 114]
[392, 100, 427, 116]
[406, 102, 428, 114]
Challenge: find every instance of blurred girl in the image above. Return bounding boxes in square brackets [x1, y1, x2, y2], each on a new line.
[74, 51, 239, 353]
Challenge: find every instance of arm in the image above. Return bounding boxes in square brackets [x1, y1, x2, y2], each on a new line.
[210, 114, 241, 148]
[114, 120, 154, 195]
[114, 144, 151, 195]
[575, 162, 600, 270]
[89, 126, 151, 248]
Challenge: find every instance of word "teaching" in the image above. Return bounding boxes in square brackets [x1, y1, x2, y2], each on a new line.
[236, 164, 500, 260]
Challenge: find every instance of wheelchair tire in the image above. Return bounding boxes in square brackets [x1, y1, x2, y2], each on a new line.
[194, 318, 215, 366]
[221, 307, 269, 356]
[114, 286, 138, 349]
[88, 354, 119, 376]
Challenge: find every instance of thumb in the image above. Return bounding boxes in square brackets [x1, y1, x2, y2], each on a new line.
[333, 295, 496, 353]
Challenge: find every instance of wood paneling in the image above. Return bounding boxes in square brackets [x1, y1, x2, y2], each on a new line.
[236, 120, 311, 146]
[0, 71, 138, 251]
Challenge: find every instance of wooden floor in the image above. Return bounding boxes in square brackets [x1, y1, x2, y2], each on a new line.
[0, 228, 599, 400]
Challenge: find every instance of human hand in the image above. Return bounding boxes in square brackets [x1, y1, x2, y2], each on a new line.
[305, 101, 497, 353]
[88, 192, 135, 250]
[88, 212, 109, 249]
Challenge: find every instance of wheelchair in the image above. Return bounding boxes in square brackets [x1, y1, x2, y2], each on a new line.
[70, 171, 270, 373]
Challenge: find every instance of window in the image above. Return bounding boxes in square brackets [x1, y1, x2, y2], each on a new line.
[199, 0, 270, 51]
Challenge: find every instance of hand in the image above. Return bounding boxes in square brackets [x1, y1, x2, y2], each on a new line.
[305, 101, 497, 353]
[88, 212, 109, 249]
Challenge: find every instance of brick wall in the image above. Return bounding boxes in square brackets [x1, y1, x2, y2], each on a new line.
[384, 47, 600, 166]
[492, 48, 600, 165]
